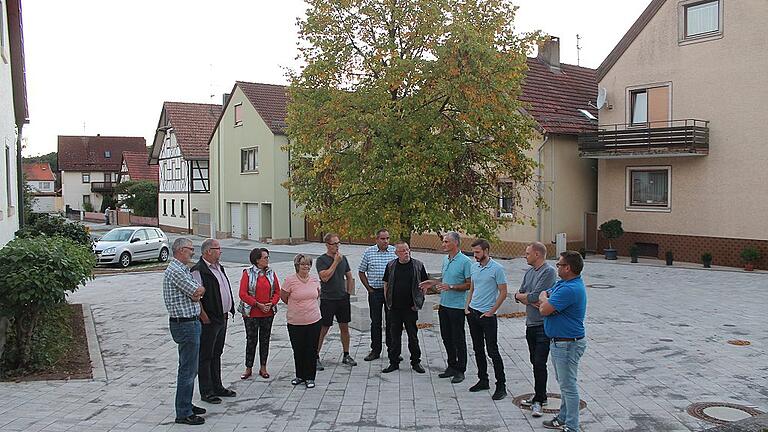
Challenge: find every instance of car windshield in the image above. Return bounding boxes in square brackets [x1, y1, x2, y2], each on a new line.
[100, 229, 135, 242]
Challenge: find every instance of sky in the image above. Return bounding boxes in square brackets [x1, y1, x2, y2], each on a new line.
[20, 0, 652, 156]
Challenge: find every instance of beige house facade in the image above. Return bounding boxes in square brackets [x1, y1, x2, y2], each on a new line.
[209, 81, 304, 244]
[582, 0, 768, 268]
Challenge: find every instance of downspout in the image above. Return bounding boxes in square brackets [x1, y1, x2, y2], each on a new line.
[287, 145, 292, 244]
[216, 129, 221, 238]
[15, 124, 24, 228]
[535, 133, 550, 243]
[187, 160, 191, 234]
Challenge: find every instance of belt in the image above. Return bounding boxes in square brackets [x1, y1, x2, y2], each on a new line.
[553, 336, 584, 342]
[169, 316, 198, 322]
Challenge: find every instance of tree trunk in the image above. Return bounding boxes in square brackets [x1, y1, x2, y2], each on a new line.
[16, 309, 40, 369]
[0, 316, 9, 365]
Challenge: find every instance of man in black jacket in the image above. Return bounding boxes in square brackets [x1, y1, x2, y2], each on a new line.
[191, 239, 236, 404]
[382, 241, 429, 374]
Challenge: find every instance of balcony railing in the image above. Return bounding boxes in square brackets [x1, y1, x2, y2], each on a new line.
[578, 119, 709, 158]
[91, 182, 117, 192]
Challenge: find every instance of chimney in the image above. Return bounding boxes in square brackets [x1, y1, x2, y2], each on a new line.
[538, 36, 561, 72]
[222, 93, 231, 107]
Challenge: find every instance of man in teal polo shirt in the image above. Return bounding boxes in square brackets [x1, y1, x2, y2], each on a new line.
[539, 250, 587, 432]
[464, 238, 508, 400]
[420, 231, 472, 383]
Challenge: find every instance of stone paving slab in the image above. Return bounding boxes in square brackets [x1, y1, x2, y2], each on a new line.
[1, 240, 767, 431]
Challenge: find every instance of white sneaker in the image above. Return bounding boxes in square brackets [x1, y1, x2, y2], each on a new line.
[531, 402, 543, 417]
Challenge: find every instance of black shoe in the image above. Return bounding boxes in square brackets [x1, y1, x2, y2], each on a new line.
[492, 385, 507, 400]
[175, 415, 205, 425]
[201, 394, 222, 404]
[438, 368, 456, 378]
[469, 380, 490, 392]
[451, 372, 465, 384]
[215, 388, 236, 397]
[364, 351, 380, 361]
[411, 363, 425, 374]
[191, 405, 206, 415]
[382, 364, 399, 373]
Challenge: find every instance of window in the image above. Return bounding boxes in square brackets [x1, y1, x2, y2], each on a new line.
[180, 199, 185, 217]
[0, 1, 7, 64]
[83, 195, 91, 205]
[40, 182, 51, 190]
[241, 148, 258, 173]
[171, 199, 175, 217]
[498, 182, 516, 218]
[627, 167, 671, 210]
[164, 162, 171, 180]
[104, 150, 111, 158]
[4, 144, 12, 209]
[234, 103, 243, 126]
[133, 229, 149, 242]
[686, 1, 718, 37]
[82, 173, 91, 183]
[630, 90, 648, 125]
[191, 160, 209, 192]
[163, 199, 167, 216]
[146, 229, 159, 239]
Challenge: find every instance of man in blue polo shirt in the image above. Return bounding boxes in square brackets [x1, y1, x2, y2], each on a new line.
[464, 238, 508, 400]
[539, 250, 587, 432]
[420, 231, 472, 383]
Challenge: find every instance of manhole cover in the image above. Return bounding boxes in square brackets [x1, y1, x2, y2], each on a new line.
[727, 339, 751, 346]
[512, 393, 587, 414]
[587, 283, 615, 289]
[686, 402, 763, 425]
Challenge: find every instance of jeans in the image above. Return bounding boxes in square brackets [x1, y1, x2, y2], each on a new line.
[198, 320, 227, 397]
[438, 306, 467, 373]
[368, 289, 391, 353]
[288, 321, 321, 380]
[169, 320, 201, 419]
[243, 316, 274, 368]
[550, 338, 587, 432]
[467, 308, 505, 385]
[526, 325, 550, 403]
[387, 308, 420, 365]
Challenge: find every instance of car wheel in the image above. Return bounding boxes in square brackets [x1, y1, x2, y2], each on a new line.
[159, 247, 169, 262]
[119, 252, 132, 268]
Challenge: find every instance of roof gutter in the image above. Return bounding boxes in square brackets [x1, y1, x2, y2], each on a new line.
[535, 133, 550, 243]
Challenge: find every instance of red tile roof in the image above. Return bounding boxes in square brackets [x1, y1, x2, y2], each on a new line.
[163, 102, 222, 160]
[23, 162, 55, 181]
[57, 136, 147, 172]
[121, 151, 158, 183]
[520, 58, 598, 135]
[236, 81, 288, 135]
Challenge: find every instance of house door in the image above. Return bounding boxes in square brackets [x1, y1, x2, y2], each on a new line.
[230, 203, 242, 238]
[247, 204, 260, 241]
[260, 203, 272, 241]
[584, 212, 597, 252]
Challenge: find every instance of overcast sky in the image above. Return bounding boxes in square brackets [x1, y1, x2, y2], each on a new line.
[21, 0, 651, 156]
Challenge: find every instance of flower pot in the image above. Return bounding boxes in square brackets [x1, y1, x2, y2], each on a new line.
[630, 256, 638, 263]
[703, 260, 712, 268]
[666, 257, 673, 266]
[745, 263, 755, 271]
[604, 249, 618, 260]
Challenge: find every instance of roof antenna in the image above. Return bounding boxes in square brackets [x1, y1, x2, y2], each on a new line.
[576, 34, 582, 66]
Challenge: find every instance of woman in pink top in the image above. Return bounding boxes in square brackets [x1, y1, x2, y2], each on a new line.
[280, 253, 322, 389]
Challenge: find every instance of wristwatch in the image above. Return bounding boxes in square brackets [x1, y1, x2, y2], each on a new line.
[449, 285, 454, 290]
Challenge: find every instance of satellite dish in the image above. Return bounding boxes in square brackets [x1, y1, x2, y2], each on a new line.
[596, 87, 608, 109]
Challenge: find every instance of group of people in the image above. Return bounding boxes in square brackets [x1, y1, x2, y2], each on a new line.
[163, 231, 587, 432]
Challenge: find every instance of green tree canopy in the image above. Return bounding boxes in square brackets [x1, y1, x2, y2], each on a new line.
[286, 0, 542, 241]
[115, 180, 158, 217]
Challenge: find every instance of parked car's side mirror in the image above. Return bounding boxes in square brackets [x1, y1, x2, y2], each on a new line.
[131, 237, 141, 243]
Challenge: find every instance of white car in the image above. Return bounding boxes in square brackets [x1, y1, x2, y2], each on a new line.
[94, 226, 170, 267]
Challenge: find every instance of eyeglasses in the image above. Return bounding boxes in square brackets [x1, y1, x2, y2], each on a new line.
[556, 263, 568, 267]
[327, 241, 340, 246]
[378, 237, 390, 241]
[182, 247, 194, 251]
[299, 263, 312, 266]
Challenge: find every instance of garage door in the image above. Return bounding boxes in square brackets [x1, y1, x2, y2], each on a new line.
[230, 203, 242, 238]
[247, 203, 260, 241]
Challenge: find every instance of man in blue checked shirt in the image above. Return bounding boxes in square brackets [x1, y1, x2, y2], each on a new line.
[358, 229, 397, 361]
[163, 237, 207, 426]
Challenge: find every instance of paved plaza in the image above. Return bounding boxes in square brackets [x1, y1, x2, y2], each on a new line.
[1, 238, 767, 431]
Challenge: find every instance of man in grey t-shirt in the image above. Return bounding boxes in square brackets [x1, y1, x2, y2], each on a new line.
[315, 233, 357, 369]
[513, 242, 557, 417]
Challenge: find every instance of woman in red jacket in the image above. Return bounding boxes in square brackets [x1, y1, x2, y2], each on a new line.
[238, 248, 280, 380]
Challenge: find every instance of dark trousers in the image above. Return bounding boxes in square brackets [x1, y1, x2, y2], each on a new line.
[243, 316, 273, 368]
[198, 320, 227, 396]
[288, 321, 321, 380]
[526, 325, 550, 403]
[387, 308, 420, 365]
[467, 308, 505, 385]
[438, 306, 467, 373]
[368, 289, 391, 353]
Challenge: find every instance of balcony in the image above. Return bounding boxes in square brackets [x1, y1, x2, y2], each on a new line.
[578, 119, 709, 159]
[91, 182, 117, 193]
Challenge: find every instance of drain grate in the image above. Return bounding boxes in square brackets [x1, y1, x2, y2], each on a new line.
[512, 393, 587, 414]
[587, 283, 615, 289]
[687, 402, 763, 425]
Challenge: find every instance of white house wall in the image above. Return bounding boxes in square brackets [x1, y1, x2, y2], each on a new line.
[0, 5, 19, 247]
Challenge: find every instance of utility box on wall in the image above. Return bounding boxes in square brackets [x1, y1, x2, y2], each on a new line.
[556, 232, 567, 256]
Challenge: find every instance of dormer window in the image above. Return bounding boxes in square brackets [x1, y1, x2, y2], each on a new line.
[105, 150, 111, 158]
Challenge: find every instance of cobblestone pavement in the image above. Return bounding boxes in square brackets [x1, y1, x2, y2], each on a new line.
[1, 238, 766, 432]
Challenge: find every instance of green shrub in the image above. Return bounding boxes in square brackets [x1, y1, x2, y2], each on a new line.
[83, 202, 94, 212]
[0, 236, 94, 369]
[1, 304, 73, 373]
[740, 247, 761, 263]
[16, 213, 91, 246]
[599, 219, 624, 249]
[629, 244, 639, 257]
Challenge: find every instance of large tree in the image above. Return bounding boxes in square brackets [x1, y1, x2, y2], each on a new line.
[286, 0, 542, 241]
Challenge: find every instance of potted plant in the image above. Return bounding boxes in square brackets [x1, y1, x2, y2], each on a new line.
[701, 252, 713, 268]
[665, 251, 674, 266]
[578, 247, 587, 259]
[740, 247, 761, 271]
[629, 244, 639, 263]
[599, 219, 624, 260]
